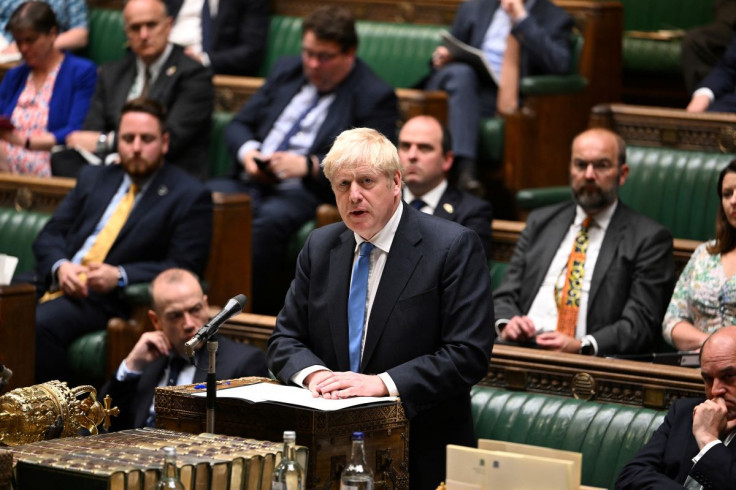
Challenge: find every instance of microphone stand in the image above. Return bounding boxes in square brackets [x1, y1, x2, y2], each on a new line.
[206, 340, 218, 434]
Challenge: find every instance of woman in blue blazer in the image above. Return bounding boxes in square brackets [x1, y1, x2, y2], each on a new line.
[0, 1, 96, 177]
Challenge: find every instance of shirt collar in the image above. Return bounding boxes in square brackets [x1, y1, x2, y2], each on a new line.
[403, 179, 448, 213]
[575, 199, 618, 231]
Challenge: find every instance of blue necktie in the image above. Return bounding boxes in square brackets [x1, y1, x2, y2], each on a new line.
[348, 242, 374, 372]
[275, 93, 322, 152]
[410, 199, 427, 211]
[201, 0, 212, 55]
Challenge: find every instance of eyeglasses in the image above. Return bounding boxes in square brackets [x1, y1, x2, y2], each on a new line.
[301, 47, 341, 64]
[571, 159, 616, 173]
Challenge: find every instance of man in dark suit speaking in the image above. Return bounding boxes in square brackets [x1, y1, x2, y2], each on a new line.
[617, 326, 736, 488]
[398, 115, 493, 259]
[267, 127, 495, 489]
[101, 268, 268, 432]
[493, 128, 675, 356]
[33, 98, 212, 383]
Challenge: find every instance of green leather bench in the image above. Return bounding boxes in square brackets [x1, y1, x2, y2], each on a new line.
[620, 0, 715, 105]
[516, 145, 731, 242]
[470, 385, 666, 490]
[0, 208, 50, 279]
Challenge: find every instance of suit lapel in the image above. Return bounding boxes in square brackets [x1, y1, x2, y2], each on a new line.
[472, 0, 499, 47]
[588, 204, 627, 305]
[311, 63, 359, 152]
[113, 56, 136, 118]
[149, 50, 179, 101]
[433, 186, 459, 220]
[115, 166, 170, 245]
[361, 205, 422, 370]
[328, 229, 357, 371]
[526, 205, 575, 300]
[134, 356, 168, 428]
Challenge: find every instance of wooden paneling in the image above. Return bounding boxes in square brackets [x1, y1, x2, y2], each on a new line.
[0, 283, 36, 391]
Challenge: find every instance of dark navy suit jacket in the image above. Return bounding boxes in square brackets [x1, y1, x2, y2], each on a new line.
[433, 185, 494, 259]
[164, 0, 268, 76]
[101, 335, 268, 431]
[698, 36, 736, 112]
[267, 203, 495, 489]
[224, 56, 398, 202]
[450, 0, 574, 82]
[33, 163, 213, 308]
[616, 398, 736, 489]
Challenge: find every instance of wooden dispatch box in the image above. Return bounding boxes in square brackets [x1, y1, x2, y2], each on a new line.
[154, 378, 409, 489]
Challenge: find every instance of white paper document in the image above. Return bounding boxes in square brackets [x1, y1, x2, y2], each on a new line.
[192, 382, 398, 411]
[0, 254, 18, 285]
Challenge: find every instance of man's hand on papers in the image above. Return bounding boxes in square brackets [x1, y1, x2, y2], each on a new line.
[309, 371, 389, 399]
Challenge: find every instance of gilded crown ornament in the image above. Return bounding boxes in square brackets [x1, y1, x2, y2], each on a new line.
[0, 381, 118, 446]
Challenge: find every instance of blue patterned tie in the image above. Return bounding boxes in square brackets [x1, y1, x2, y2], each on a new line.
[275, 93, 322, 152]
[348, 242, 374, 372]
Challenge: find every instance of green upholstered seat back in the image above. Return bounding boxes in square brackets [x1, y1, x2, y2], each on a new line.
[488, 260, 508, 291]
[470, 386, 665, 490]
[0, 208, 50, 278]
[621, 146, 731, 241]
[84, 9, 127, 65]
[619, 0, 714, 31]
[67, 330, 107, 386]
[208, 112, 234, 178]
[258, 16, 443, 88]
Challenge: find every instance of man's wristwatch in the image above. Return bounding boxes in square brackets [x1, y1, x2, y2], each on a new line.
[96, 133, 108, 154]
[579, 337, 595, 356]
[117, 267, 125, 289]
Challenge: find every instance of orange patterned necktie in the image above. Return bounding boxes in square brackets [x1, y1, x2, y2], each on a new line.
[555, 216, 593, 337]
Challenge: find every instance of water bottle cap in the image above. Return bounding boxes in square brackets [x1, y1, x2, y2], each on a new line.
[283, 430, 296, 440]
[352, 431, 365, 440]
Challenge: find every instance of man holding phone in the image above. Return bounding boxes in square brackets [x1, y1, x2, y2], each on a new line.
[207, 6, 397, 313]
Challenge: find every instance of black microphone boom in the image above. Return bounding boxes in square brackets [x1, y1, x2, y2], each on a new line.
[184, 294, 247, 360]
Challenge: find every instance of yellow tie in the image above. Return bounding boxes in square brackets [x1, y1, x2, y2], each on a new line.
[40, 183, 139, 303]
[82, 182, 139, 266]
[555, 216, 593, 337]
[496, 33, 521, 114]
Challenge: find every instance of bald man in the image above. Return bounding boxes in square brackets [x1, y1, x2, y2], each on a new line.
[493, 128, 675, 356]
[617, 326, 736, 488]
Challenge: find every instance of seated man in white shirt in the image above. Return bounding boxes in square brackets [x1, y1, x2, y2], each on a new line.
[493, 128, 675, 356]
[398, 115, 493, 259]
[617, 326, 736, 488]
[100, 268, 267, 431]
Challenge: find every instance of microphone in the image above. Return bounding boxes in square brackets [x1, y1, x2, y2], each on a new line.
[185, 294, 247, 362]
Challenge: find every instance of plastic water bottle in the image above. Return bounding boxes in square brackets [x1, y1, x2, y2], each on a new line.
[157, 446, 185, 489]
[340, 432, 374, 490]
[272, 430, 304, 490]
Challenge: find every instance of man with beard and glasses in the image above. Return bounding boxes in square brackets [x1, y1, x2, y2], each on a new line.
[493, 128, 675, 356]
[31, 98, 212, 383]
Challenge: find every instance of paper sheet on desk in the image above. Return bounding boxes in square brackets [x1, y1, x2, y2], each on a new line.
[0, 254, 18, 285]
[192, 382, 398, 411]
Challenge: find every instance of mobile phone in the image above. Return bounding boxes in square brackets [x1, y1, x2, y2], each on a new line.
[253, 157, 269, 171]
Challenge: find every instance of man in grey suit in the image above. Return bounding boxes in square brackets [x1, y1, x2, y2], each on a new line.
[494, 128, 675, 356]
[66, 0, 214, 179]
[267, 127, 494, 489]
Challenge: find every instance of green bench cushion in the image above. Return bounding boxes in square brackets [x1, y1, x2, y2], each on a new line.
[622, 37, 682, 75]
[619, 0, 714, 31]
[516, 146, 732, 242]
[471, 386, 665, 490]
[0, 208, 50, 278]
[258, 15, 443, 88]
[67, 330, 107, 385]
[83, 9, 127, 65]
[209, 112, 234, 178]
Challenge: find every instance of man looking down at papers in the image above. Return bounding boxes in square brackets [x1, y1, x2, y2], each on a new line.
[266, 127, 495, 490]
